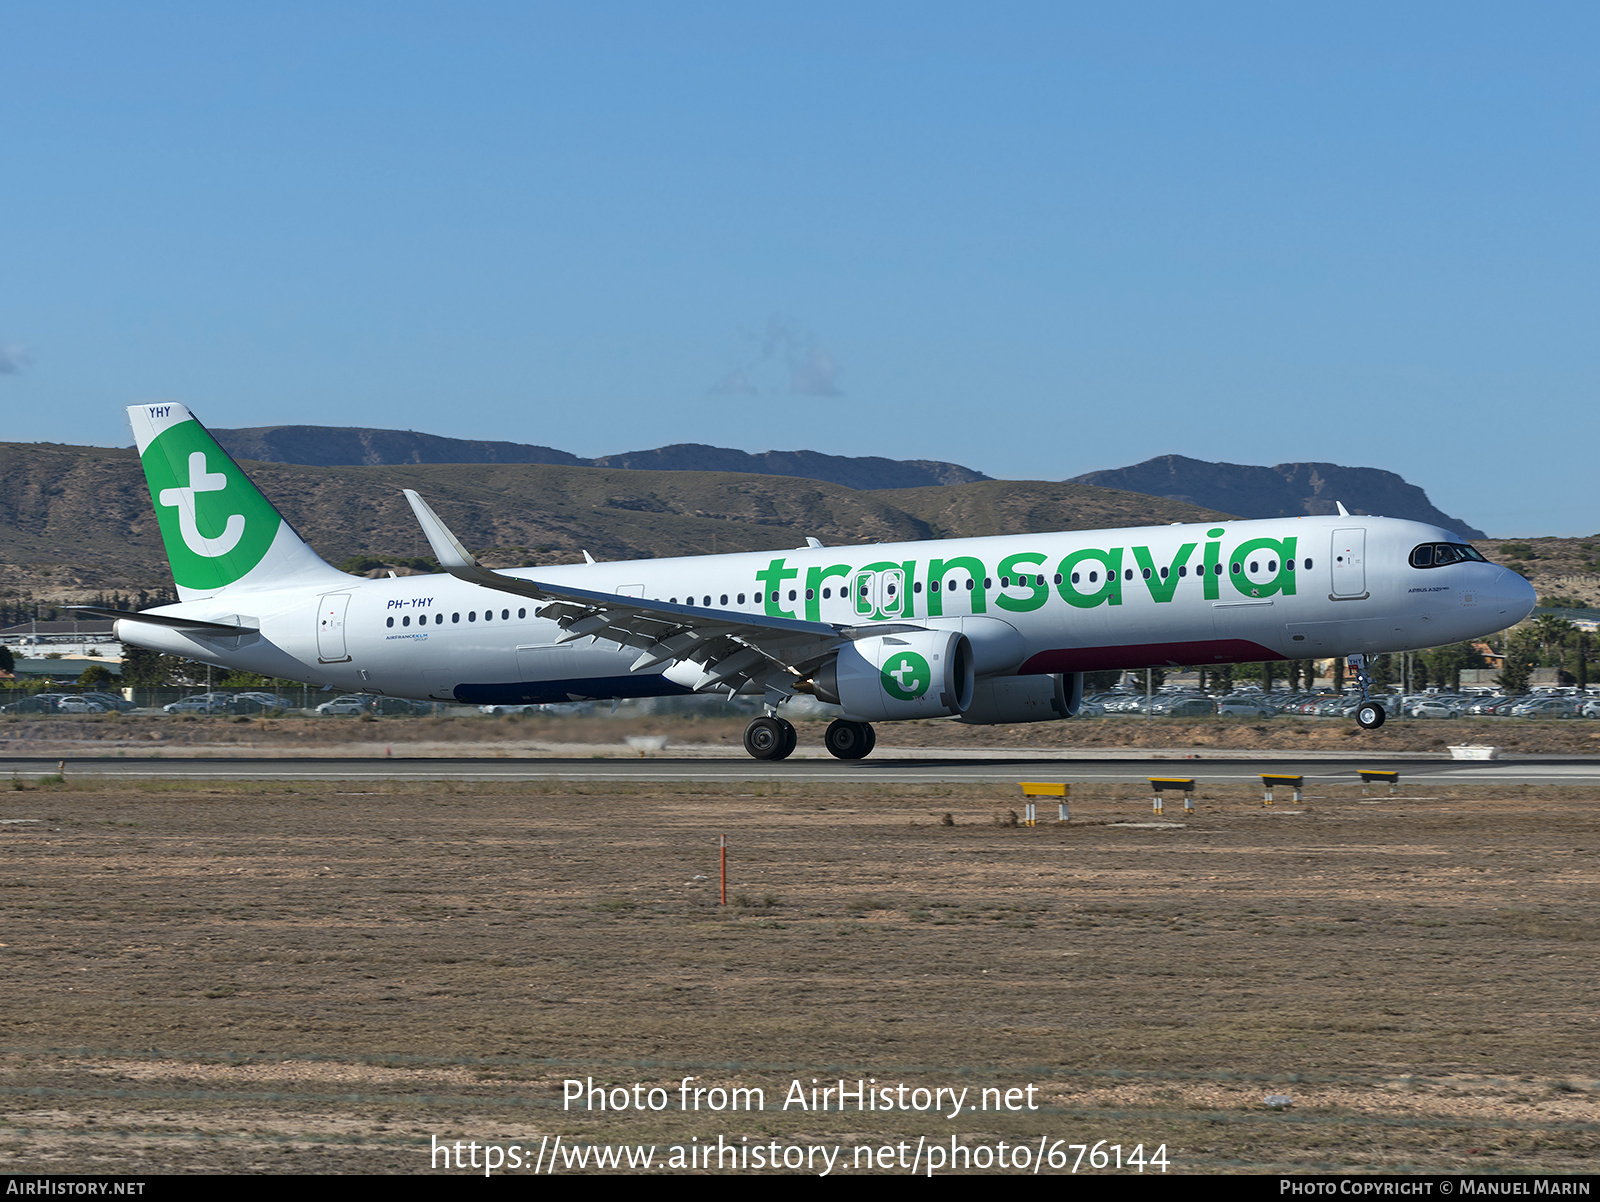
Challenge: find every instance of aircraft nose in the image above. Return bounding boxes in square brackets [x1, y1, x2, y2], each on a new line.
[1491, 566, 1538, 626]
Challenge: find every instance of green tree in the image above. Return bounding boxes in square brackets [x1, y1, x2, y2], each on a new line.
[1526, 614, 1581, 682]
[77, 663, 114, 687]
[121, 647, 186, 687]
[1367, 653, 1396, 690]
[219, 671, 271, 688]
[0, 645, 13, 675]
[1496, 629, 1540, 694]
[1421, 642, 1487, 692]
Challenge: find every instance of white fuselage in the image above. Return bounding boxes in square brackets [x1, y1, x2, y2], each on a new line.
[118, 514, 1535, 705]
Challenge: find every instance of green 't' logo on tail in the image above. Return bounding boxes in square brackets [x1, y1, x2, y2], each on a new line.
[140, 417, 281, 592]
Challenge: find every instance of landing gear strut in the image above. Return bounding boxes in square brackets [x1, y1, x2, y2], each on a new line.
[1349, 654, 1387, 730]
[743, 715, 797, 760]
[823, 719, 876, 760]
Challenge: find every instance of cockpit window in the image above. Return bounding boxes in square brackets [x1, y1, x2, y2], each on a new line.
[1410, 542, 1487, 569]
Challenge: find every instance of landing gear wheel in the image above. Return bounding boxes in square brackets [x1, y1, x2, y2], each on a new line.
[1356, 702, 1387, 730]
[744, 716, 795, 761]
[824, 719, 875, 760]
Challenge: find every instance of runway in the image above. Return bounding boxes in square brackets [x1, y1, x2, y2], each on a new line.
[6, 752, 1600, 787]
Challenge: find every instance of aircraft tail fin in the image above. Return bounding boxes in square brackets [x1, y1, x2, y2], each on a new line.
[126, 403, 347, 600]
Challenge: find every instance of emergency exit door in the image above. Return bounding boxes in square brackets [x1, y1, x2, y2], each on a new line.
[317, 593, 352, 662]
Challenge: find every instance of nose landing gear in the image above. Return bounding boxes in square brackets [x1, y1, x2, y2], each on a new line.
[1348, 654, 1387, 730]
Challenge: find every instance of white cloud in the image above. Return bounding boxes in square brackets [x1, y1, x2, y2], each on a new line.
[0, 342, 30, 374]
[708, 316, 842, 398]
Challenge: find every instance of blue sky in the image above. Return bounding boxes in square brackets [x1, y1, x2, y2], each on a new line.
[2, 3, 1595, 535]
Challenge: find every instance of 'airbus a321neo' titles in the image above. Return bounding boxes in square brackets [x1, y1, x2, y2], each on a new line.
[91, 404, 1536, 759]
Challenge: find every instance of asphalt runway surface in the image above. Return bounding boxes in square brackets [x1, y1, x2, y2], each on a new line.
[5, 752, 1599, 786]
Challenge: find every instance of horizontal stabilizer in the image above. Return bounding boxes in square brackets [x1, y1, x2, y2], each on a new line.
[64, 606, 256, 635]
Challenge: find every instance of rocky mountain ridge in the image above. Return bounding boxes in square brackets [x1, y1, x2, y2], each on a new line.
[1070, 455, 1485, 539]
[213, 427, 1484, 536]
[212, 426, 989, 491]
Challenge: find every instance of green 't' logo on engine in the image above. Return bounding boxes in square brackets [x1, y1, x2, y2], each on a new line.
[142, 422, 281, 591]
[880, 652, 932, 701]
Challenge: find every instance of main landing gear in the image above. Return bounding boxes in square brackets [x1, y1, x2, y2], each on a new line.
[823, 719, 876, 761]
[1349, 653, 1387, 730]
[740, 716, 879, 761]
[743, 715, 798, 761]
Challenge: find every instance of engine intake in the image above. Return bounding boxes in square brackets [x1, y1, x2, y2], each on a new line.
[814, 629, 975, 721]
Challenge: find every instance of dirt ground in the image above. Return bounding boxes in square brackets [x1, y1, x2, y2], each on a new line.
[5, 711, 1600, 758]
[1, 775, 1597, 1175]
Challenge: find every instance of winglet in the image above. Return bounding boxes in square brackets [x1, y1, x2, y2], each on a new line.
[1335, 502, 1350, 517]
[402, 489, 482, 573]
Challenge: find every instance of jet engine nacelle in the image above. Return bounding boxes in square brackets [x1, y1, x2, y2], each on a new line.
[955, 671, 1084, 724]
[815, 630, 975, 722]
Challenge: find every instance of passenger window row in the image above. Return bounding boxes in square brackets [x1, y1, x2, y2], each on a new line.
[380, 554, 1334, 632]
[386, 607, 528, 628]
[654, 560, 1322, 608]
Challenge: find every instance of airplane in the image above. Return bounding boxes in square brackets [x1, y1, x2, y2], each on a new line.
[85, 403, 1537, 760]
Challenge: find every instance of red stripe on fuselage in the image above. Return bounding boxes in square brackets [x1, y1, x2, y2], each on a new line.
[1020, 639, 1286, 674]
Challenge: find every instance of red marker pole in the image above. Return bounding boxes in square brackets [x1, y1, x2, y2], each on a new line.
[720, 835, 726, 906]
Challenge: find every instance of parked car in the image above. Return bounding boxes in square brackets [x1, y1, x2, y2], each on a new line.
[56, 697, 109, 713]
[2, 694, 65, 714]
[1150, 696, 1218, 717]
[1216, 696, 1273, 718]
[1511, 697, 1584, 719]
[163, 693, 233, 714]
[227, 692, 295, 714]
[81, 691, 136, 713]
[1410, 698, 1464, 719]
[316, 694, 370, 716]
[369, 696, 435, 716]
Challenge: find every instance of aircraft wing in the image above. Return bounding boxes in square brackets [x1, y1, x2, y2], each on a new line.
[402, 490, 851, 700]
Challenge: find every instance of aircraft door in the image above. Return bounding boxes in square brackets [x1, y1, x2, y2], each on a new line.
[1331, 529, 1368, 598]
[852, 568, 905, 621]
[316, 593, 352, 663]
[853, 570, 877, 618]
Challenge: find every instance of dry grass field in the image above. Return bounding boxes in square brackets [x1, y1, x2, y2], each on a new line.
[1, 775, 1597, 1175]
